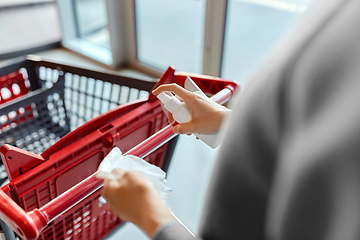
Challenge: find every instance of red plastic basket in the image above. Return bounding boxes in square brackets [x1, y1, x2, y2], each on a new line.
[0, 61, 239, 240]
[0, 70, 30, 104]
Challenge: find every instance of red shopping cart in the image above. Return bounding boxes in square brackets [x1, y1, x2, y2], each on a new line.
[0, 56, 239, 240]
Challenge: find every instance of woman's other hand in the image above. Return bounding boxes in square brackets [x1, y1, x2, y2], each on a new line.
[102, 169, 175, 238]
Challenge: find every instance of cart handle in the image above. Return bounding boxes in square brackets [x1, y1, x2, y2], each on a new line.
[0, 85, 235, 240]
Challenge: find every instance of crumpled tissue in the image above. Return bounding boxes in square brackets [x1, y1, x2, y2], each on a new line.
[97, 147, 171, 200]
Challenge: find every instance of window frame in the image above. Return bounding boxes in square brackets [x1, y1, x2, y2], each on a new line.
[202, 0, 228, 77]
[57, 0, 228, 77]
[57, 0, 113, 66]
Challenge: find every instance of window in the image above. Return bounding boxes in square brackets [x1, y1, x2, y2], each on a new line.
[135, 0, 206, 73]
[221, 0, 315, 84]
[57, 0, 316, 79]
[74, 0, 110, 48]
[57, 0, 112, 65]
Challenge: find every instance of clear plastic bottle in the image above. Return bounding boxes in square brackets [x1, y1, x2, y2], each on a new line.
[157, 92, 219, 148]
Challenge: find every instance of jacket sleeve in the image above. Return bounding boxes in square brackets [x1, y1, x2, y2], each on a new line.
[156, 0, 360, 239]
[152, 221, 199, 240]
[266, 0, 360, 239]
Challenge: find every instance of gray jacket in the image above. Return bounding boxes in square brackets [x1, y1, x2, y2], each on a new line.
[154, 0, 360, 239]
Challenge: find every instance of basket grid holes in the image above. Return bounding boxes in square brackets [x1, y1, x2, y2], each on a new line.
[63, 73, 149, 131]
[38, 66, 61, 88]
[0, 92, 69, 154]
[0, 68, 30, 103]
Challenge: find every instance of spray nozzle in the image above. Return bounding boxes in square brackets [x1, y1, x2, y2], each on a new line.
[157, 92, 171, 105]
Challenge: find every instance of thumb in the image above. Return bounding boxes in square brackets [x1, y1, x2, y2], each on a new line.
[168, 112, 175, 124]
[111, 168, 125, 179]
[173, 123, 195, 135]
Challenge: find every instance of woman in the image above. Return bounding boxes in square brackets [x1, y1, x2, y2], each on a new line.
[103, 0, 360, 239]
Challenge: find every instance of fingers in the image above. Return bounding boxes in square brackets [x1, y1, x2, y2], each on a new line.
[153, 83, 228, 135]
[173, 122, 195, 134]
[111, 168, 125, 179]
[152, 83, 193, 102]
[102, 179, 114, 203]
[167, 112, 175, 124]
[101, 168, 174, 237]
[102, 168, 124, 199]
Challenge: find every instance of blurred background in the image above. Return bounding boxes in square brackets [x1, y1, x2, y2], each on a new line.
[0, 0, 315, 239]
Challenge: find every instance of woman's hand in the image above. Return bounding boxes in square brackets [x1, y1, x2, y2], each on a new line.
[152, 83, 231, 135]
[102, 169, 175, 238]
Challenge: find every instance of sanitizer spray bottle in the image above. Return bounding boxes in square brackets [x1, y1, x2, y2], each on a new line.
[157, 77, 220, 148]
[157, 92, 192, 124]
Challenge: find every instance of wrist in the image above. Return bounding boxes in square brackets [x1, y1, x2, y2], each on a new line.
[138, 203, 176, 238]
[214, 107, 231, 131]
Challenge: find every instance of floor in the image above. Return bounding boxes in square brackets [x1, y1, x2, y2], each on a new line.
[0, 1, 60, 54]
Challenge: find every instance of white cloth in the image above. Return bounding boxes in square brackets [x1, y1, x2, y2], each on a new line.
[97, 147, 171, 199]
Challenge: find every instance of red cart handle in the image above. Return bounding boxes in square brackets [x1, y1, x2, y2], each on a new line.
[0, 86, 235, 240]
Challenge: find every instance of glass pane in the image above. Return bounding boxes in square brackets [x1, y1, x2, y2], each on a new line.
[136, 0, 206, 73]
[75, 0, 110, 48]
[222, 0, 315, 84]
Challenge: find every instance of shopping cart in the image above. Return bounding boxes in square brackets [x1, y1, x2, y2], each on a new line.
[0, 56, 156, 185]
[0, 56, 239, 240]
